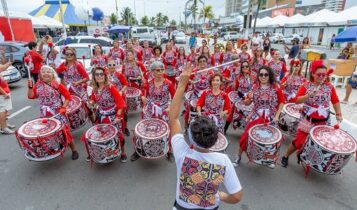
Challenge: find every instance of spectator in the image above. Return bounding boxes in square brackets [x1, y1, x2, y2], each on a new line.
[188, 32, 197, 48]
[262, 37, 271, 59]
[25, 41, 44, 83]
[0, 60, 15, 134]
[301, 37, 310, 49]
[330, 34, 336, 50]
[341, 65, 357, 105]
[338, 43, 354, 60]
[284, 39, 300, 59]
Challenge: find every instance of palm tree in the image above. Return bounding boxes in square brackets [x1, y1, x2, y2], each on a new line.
[199, 5, 214, 28]
[121, 7, 134, 26]
[156, 12, 164, 26]
[110, 13, 118, 25]
[141, 16, 149, 26]
[149, 17, 156, 27]
[186, 0, 204, 30]
[170, 20, 177, 26]
[163, 15, 169, 26]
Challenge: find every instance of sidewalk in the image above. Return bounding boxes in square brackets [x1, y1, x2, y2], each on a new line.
[336, 87, 357, 125]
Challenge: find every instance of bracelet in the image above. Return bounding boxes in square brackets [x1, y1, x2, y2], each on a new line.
[336, 113, 342, 116]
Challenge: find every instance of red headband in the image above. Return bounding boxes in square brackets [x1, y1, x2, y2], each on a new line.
[290, 59, 301, 66]
[311, 60, 324, 74]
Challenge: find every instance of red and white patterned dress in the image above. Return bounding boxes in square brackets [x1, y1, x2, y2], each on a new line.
[280, 74, 306, 102]
[268, 60, 287, 82]
[122, 61, 147, 88]
[141, 79, 175, 122]
[222, 65, 240, 92]
[56, 61, 89, 101]
[162, 50, 177, 78]
[250, 57, 266, 76]
[238, 52, 251, 62]
[196, 90, 230, 132]
[234, 75, 256, 98]
[189, 68, 214, 99]
[186, 53, 197, 66]
[91, 54, 108, 68]
[142, 48, 154, 64]
[108, 47, 125, 64]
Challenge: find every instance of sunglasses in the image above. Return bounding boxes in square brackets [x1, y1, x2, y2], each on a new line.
[155, 68, 164, 72]
[242, 65, 249, 68]
[65, 53, 74, 57]
[95, 72, 105, 77]
[259, 73, 269, 77]
[108, 64, 116, 67]
[316, 73, 327, 77]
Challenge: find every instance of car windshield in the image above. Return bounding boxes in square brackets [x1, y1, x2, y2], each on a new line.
[176, 32, 185, 37]
[61, 47, 91, 59]
[230, 32, 238, 35]
[140, 34, 154, 39]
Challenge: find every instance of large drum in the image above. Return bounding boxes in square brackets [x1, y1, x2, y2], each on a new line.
[247, 124, 282, 166]
[209, 132, 229, 152]
[134, 119, 170, 159]
[16, 118, 67, 161]
[142, 104, 169, 122]
[66, 95, 88, 130]
[85, 124, 120, 164]
[299, 125, 357, 175]
[189, 99, 198, 124]
[228, 91, 239, 105]
[125, 87, 141, 112]
[278, 103, 301, 137]
[232, 100, 253, 129]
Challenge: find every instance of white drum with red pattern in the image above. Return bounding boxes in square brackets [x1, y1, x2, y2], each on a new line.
[184, 91, 193, 108]
[228, 91, 239, 105]
[125, 87, 141, 112]
[16, 118, 67, 161]
[232, 100, 253, 130]
[278, 103, 301, 137]
[209, 132, 229, 152]
[66, 95, 88, 130]
[134, 119, 170, 159]
[300, 125, 357, 175]
[247, 124, 282, 166]
[85, 124, 120, 164]
[189, 99, 198, 124]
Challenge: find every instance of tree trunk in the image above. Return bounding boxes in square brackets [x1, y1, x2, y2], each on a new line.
[245, 0, 251, 39]
[253, 0, 262, 34]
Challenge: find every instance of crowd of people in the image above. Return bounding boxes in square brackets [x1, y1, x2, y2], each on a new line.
[1, 32, 353, 209]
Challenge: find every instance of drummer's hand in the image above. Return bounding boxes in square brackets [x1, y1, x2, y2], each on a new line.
[27, 79, 33, 88]
[336, 114, 343, 123]
[141, 96, 147, 104]
[178, 63, 193, 86]
[273, 115, 279, 125]
[197, 112, 202, 116]
[59, 106, 67, 115]
[220, 111, 226, 119]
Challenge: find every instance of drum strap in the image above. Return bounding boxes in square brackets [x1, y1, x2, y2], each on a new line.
[173, 200, 219, 210]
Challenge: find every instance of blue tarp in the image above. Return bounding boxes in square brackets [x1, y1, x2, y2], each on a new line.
[108, 25, 131, 33]
[333, 26, 357, 43]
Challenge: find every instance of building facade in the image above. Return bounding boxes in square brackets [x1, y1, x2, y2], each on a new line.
[322, 0, 346, 12]
[225, 0, 251, 16]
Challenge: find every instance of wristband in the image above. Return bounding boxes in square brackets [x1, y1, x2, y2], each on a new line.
[336, 113, 342, 116]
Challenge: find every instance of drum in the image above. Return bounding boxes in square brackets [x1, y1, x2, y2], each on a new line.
[16, 118, 67, 161]
[134, 119, 170, 159]
[299, 125, 357, 175]
[184, 91, 193, 108]
[228, 91, 239, 105]
[66, 95, 88, 130]
[278, 103, 301, 137]
[189, 99, 198, 124]
[247, 124, 282, 166]
[125, 87, 141, 112]
[232, 100, 253, 129]
[142, 104, 169, 122]
[209, 132, 229, 152]
[85, 124, 120, 164]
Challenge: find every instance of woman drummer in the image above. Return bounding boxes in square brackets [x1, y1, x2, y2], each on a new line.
[88, 67, 127, 162]
[280, 59, 306, 102]
[280, 61, 342, 168]
[107, 40, 125, 65]
[222, 54, 241, 93]
[224, 60, 256, 134]
[56, 47, 90, 101]
[200, 46, 215, 67]
[122, 50, 147, 88]
[268, 50, 287, 82]
[238, 44, 251, 62]
[107, 59, 130, 137]
[162, 42, 177, 85]
[234, 66, 285, 168]
[250, 47, 266, 77]
[196, 73, 230, 133]
[130, 61, 176, 162]
[221, 41, 237, 69]
[27, 65, 79, 160]
[91, 45, 108, 68]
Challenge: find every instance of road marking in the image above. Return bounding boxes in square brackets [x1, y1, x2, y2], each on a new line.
[8, 106, 31, 119]
[343, 119, 357, 129]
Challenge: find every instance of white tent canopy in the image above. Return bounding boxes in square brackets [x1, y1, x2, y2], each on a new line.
[284, 13, 305, 27]
[30, 15, 68, 29]
[31, 16, 48, 29]
[266, 15, 289, 27]
[256, 16, 272, 27]
[303, 9, 337, 26]
[329, 6, 357, 26]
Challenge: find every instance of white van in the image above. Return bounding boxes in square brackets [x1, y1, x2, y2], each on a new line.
[132, 27, 150, 34]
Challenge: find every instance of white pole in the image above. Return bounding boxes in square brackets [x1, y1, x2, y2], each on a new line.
[1, 0, 15, 41]
[115, 0, 119, 24]
[59, 0, 67, 38]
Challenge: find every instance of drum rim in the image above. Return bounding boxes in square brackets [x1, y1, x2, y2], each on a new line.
[185, 91, 193, 100]
[209, 132, 229, 152]
[85, 124, 118, 143]
[135, 119, 170, 140]
[248, 124, 282, 145]
[190, 99, 197, 107]
[66, 95, 82, 114]
[234, 100, 253, 111]
[309, 125, 357, 154]
[18, 118, 63, 138]
[283, 103, 301, 119]
[125, 87, 142, 97]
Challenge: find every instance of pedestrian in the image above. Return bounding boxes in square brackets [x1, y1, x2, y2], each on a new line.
[281, 61, 343, 167]
[45, 42, 61, 69]
[338, 42, 354, 60]
[262, 36, 271, 59]
[25, 41, 44, 83]
[188, 32, 197, 48]
[301, 37, 310, 49]
[0, 61, 15, 134]
[330, 34, 336, 50]
[169, 63, 243, 210]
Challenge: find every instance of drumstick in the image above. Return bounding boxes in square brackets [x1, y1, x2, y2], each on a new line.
[190, 59, 240, 75]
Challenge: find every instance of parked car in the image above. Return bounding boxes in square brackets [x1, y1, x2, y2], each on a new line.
[224, 31, 240, 41]
[136, 33, 158, 47]
[161, 33, 169, 44]
[55, 36, 113, 47]
[0, 65, 22, 84]
[270, 33, 284, 43]
[0, 42, 28, 78]
[283, 34, 304, 44]
[174, 32, 187, 44]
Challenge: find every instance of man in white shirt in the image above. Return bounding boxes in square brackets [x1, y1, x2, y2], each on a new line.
[169, 64, 243, 210]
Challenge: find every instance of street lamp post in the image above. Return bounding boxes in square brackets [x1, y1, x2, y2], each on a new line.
[1, 0, 15, 41]
[59, 0, 67, 38]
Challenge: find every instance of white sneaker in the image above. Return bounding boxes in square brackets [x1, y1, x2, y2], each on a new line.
[232, 155, 241, 167]
[0, 127, 15, 134]
[7, 124, 16, 129]
[265, 163, 276, 169]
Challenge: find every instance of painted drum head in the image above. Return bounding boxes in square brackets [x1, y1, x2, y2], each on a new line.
[310, 125, 357, 154]
[66, 95, 82, 114]
[18, 118, 62, 138]
[228, 91, 238, 103]
[210, 132, 229, 152]
[249, 124, 282, 145]
[86, 124, 118, 143]
[283, 103, 301, 119]
[235, 101, 253, 112]
[135, 119, 169, 140]
[185, 91, 193, 101]
[190, 99, 197, 108]
[125, 87, 141, 97]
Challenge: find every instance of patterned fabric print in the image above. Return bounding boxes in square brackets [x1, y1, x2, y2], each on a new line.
[109, 48, 123, 62]
[179, 157, 226, 208]
[144, 81, 171, 122]
[109, 73, 123, 91]
[193, 72, 211, 92]
[124, 63, 141, 79]
[187, 54, 197, 66]
[250, 86, 279, 121]
[222, 52, 232, 64]
[213, 53, 221, 65]
[62, 63, 88, 100]
[94, 87, 117, 124]
[203, 92, 226, 131]
[143, 48, 153, 63]
[270, 61, 283, 81]
[302, 83, 332, 118]
[93, 55, 107, 68]
[251, 58, 265, 74]
[164, 51, 176, 65]
[283, 76, 305, 101]
[176, 57, 186, 70]
[237, 76, 254, 96]
[238, 52, 249, 62]
[226, 66, 240, 82]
